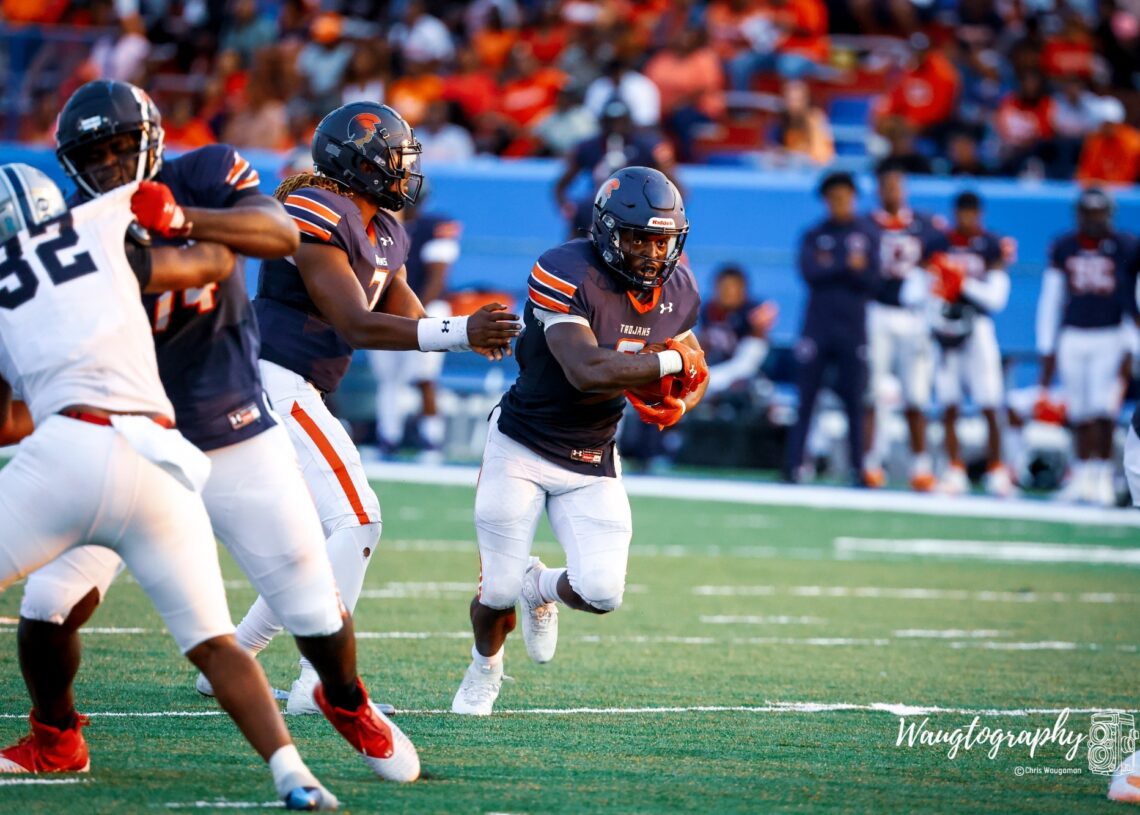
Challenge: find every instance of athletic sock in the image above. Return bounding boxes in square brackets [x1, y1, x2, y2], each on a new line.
[472, 643, 503, 668]
[269, 744, 318, 798]
[235, 595, 283, 656]
[537, 567, 566, 605]
[419, 415, 445, 449]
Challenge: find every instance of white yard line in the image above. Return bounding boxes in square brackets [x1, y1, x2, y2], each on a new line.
[164, 802, 283, 809]
[0, 703, 1132, 721]
[692, 585, 1140, 603]
[362, 461, 1140, 528]
[835, 537, 1140, 565]
[700, 615, 827, 625]
[893, 629, 1007, 639]
[0, 778, 89, 786]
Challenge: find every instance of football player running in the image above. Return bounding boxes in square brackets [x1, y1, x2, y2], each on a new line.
[1035, 188, 1138, 506]
[239, 101, 519, 707]
[865, 161, 945, 490]
[929, 192, 1015, 497]
[452, 166, 708, 716]
[0, 165, 336, 809]
[5, 81, 420, 785]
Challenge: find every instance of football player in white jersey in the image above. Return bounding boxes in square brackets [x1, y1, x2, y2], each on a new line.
[0, 165, 337, 810]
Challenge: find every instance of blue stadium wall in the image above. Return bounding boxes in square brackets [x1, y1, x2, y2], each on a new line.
[5, 142, 1138, 355]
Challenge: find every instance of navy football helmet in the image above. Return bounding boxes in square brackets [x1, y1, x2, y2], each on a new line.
[311, 102, 423, 211]
[56, 80, 164, 198]
[1076, 186, 1112, 239]
[591, 166, 688, 290]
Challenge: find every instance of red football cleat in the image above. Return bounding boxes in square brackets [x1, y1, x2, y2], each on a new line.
[313, 679, 420, 783]
[0, 713, 90, 773]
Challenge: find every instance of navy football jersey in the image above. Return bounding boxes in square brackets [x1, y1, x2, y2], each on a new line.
[929, 228, 1009, 346]
[871, 208, 946, 307]
[140, 145, 272, 451]
[1049, 231, 1138, 329]
[497, 238, 700, 478]
[403, 212, 461, 301]
[256, 185, 411, 393]
[700, 300, 759, 367]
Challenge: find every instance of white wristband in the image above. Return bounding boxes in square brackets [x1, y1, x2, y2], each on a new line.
[417, 315, 470, 352]
[658, 349, 683, 378]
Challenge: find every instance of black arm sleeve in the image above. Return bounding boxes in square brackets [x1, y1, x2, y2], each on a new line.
[123, 226, 153, 290]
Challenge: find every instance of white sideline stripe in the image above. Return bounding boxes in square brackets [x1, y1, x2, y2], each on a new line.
[950, 640, 1139, 652]
[701, 615, 827, 625]
[0, 627, 150, 635]
[836, 537, 1140, 566]
[2, 703, 1132, 720]
[361, 461, 1140, 527]
[692, 585, 1140, 603]
[165, 802, 282, 809]
[893, 629, 1007, 639]
[0, 778, 89, 786]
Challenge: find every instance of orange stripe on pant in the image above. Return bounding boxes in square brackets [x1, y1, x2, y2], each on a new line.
[290, 401, 371, 525]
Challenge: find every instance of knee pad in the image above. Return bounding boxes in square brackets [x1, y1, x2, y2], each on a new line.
[572, 570, 625, 614]
[325, 522, 381, 613]
[20, 577, 98, 627]
[478, 572, 524, 611]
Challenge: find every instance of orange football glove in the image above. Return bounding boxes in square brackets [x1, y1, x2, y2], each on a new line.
[626, 391, 686, 430]
[665, 337, 707, 394]
[929, 253, 965, 303]
[131, 180, 191, 238]
[1033, 395, 1066, 425]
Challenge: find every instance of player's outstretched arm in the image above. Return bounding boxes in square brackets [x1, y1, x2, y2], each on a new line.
[546, 322, 694, 393]
[296, 243, 519, 353]
[377, 267, 427, 320]
[144, 242, 238, 294]
[184, 196, 300, 259]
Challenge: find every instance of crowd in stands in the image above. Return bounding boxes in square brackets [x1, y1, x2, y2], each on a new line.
[3, 0, 1139, 182]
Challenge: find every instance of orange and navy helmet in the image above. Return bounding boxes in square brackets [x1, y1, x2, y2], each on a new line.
[312, 102, 423, 211]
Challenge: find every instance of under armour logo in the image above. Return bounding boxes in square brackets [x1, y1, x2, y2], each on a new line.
[441, 319, 450, 333]
[660, 302, 673, 314]
[379, 236, 394, 247]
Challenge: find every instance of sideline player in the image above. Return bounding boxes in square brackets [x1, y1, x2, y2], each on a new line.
[0, 165, 336, 809]
[784, 171, 880, 485]
[238, 101, 519, 706]
[865, 161, 944, 489]
[451, 166, 708, 716]
[5, 81, 419, 783]
[929, 191, 1015, 496]
[1035, 188, 1137, 505]
[368, 187, 462, 460]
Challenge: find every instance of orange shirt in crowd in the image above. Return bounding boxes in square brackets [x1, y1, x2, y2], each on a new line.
[164, 119, 217, 151]
[772, 0, 828, 63]
[644, 46, 726, 120]
[995, 94, 1054, 147]
[2, 0, 67, 23]
[519, 25, 568, 64]
[706, 0, 762, 60]
[874, 51, 961, 131]
[497, 66, 566, 128]
[1041, 36, 1095, 80]
[386, 73, 444, 126]
[473, 28, 518, 71]
[1076, 124, 1140, 185]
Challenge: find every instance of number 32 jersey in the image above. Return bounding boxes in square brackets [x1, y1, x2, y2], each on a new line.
[1049, 230, 1138, 329]
[0, 183, 173, 423]
[497, 238, 700, 478]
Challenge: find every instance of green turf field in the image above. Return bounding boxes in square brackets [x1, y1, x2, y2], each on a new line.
[0, 480, 1136, 814]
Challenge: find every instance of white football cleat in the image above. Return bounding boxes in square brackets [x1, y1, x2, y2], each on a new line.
[313, 680, 420, 783]
[451, 659, 503, 716]
[938, 464, 969, 496]
[1108, 751, 1140, 803]
[519, 557, 558, 664]
[287, 666, 321, 715]
[195, 672, 214, 697]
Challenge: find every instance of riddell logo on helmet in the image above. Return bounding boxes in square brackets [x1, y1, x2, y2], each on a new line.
[647, 217, 676, 228]
[347, 113, 388, 149]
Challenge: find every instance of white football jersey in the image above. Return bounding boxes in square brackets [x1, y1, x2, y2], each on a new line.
[0, 182, 173, 424]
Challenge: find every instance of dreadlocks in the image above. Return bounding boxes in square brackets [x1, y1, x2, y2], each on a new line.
[274, 172, 350, 202]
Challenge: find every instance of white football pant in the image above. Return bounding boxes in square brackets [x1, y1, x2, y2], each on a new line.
[475, 414, 632, 613]
[1125, 426, 1140, 508]
[21, 423, 345, 640]
[1056, 326, 1126, 423]
[934, 315, 1004, 409]
[867, 302, 933, 409]
[4, 417, 233, 652]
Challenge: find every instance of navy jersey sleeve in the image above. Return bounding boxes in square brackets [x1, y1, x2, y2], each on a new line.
[282, 186, 355, 256]
[527, 252, 591, 320]
[1048, 238, 1064, 270]
[981, 233, 1005, 267]
[173, 144, 262, 209]
[676, 265, 700, 335]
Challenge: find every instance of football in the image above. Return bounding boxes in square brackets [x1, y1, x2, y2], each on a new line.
[628, 343, 685, 405]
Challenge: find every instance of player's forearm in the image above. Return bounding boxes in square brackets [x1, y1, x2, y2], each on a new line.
[338, 311, 422, 351]
[0, 398, 33, 446]
[184, 202, 300, 259]
[1038, 354, 1056, 389]
[562, 348, 669, 393]
[682, 372, 708, 412]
